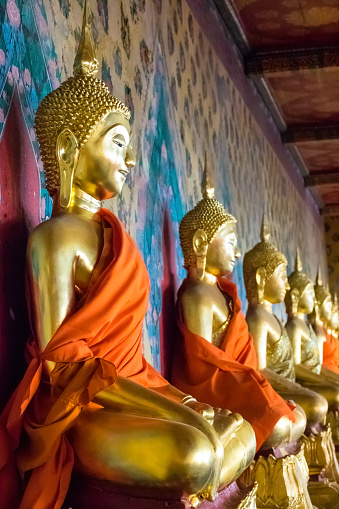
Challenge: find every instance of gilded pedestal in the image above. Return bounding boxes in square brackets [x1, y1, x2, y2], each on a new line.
[251, 447, 313, 509]
[300, 426, 339, 508]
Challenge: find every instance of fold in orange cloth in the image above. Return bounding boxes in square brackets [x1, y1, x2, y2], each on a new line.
[0, 208, 168, 509]
[171, 277, 295, 451]
[323, 333, 339, 375]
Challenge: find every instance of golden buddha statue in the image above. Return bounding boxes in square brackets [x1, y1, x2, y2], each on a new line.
[172, 169, 307, 452]
[285, 254, 339, 395]
[312, 276, 339, 377]
[243, 220, 328, 434]
[0, 7, 256, 509]
[244, 223, 339, 503]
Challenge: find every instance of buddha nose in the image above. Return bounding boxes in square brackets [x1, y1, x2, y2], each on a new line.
[235, 248, 241, 258]
[285, 280, 290, 290]
[125, 142, 136, 169]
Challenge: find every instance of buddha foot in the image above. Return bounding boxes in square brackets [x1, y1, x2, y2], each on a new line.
[300, 424, 339, 483]
[253, 445, 313, 508]
[191, 481, 257, 508]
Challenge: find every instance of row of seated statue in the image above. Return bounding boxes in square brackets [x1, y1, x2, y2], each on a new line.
[1, 6, 339, 509]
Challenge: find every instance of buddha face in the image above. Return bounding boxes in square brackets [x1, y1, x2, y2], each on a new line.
[264, 263, 290, 304]
[298, 283, 315, 315]
[74, 112, 135, 200]
[205, 223, 240, 277]
[319, 296, 332, 324]
[331, 308, 339, 330]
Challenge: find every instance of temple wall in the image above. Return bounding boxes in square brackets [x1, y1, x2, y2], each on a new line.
[0, 0, 326, 381]
[325, 216, 339, 296]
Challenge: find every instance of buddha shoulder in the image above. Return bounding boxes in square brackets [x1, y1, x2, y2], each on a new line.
[285, 316, 303, 332]
[27, 214, 102, 271]
[179, 279, 215, 311]
[246, 305, 270, 324]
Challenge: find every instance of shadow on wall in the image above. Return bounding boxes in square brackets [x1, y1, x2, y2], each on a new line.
[159, 209, 180, 380]
[0, 89, 40, 410]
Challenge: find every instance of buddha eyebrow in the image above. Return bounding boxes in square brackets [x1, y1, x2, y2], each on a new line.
[112, 133, 126, 142]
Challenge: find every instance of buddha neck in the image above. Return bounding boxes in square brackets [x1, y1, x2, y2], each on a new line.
[52, 186, 101, 220]
[187, 267, 217, 285]
[296, 310, 306, 320]
[248, 298, 273, 313]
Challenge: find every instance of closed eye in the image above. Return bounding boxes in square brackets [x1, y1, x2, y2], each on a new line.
[113, 140, 125, 148]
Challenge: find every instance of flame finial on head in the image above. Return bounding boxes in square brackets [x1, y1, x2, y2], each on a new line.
[73, 0, 99, 76]
[316, 266, 322, 286]
[201, 152, 215, 199]
[260, 213, 270, 242]
[295, 248, 302, 272]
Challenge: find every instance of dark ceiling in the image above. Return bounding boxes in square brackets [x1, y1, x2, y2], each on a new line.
[214, 0, 339, 216]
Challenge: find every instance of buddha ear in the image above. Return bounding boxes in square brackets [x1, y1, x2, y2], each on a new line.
[255, 267, 266, 288]
[256, 267, 266, 305]
[290, 288, 300, 315]
[192, 229, 208, 257]
[193, 229, 208, 280]
[56, 128, 79, 208]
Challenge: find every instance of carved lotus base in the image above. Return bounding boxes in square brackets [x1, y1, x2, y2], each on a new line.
[300, 424, 339, 483]
[252, 446, 313, 509]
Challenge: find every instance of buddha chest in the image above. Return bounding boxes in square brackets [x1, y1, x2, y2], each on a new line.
[266, 319, 296, 382]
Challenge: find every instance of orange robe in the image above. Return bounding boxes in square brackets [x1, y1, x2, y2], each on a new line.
[171, 278, 295, 450]
[323, 333, 339, 374]
[0, 208, 167, 509]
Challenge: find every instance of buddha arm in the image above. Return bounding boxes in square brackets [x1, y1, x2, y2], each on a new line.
[179, 291, 214, 342]
[246, 313, 267, 370]
[294, 363, 330, 384]
[320, 366, 339, 384]
[26, 226, 76, 372]
[27, 228, 212, 420]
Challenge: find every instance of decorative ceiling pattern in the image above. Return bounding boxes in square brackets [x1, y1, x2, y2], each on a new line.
[267, 68, 339, 125]
[229, 0, 339, 49]
[297, 141, 339, 172]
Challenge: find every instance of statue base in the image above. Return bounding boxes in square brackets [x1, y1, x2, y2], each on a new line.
[63, 473, 257, 509]
[300, 425, 339, 483]
[251, 445, 313, 508]
[326, 411, 339, 446]
[307, 479, 339, 509]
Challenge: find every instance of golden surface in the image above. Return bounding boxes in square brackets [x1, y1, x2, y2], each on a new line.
[26, 6, 257, 506]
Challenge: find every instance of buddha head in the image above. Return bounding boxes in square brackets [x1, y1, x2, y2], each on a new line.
[35, 2, 135, 206]
[314, 268, 332, 325]
[243, 216, 289, 305]
[285, 250, 315, 315]
[179, 161, 240, 280]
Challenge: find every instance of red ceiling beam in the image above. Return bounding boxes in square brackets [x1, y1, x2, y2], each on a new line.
[321, 204, 339, 217]
[304, 171, 339, 187]
[282, 125, 339, 144]
[245, 46, 339, 76]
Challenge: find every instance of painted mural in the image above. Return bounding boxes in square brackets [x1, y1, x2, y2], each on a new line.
[0, 0, 326, 384]
[325, 216, 339, 297]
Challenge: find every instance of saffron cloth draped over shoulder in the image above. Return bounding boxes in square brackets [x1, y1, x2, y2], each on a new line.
[171, 277, 295, 451]
[0, 208, 168, 509]
[323, 333, 339, 375]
